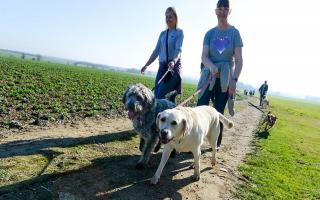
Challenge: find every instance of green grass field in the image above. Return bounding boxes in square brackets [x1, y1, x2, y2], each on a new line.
[236, 97, 320, 199]
[0, 57, 201, 128]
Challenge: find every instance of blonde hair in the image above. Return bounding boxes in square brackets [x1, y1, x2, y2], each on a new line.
[165, 7, 179, 29]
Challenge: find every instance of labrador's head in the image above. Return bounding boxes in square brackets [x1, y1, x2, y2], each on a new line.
[156, 108, 189, 144]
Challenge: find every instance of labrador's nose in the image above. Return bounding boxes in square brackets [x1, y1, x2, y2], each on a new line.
[160, 129, 169, 137]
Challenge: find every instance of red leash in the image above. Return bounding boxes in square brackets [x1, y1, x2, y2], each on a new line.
[178, 79, 212, 107]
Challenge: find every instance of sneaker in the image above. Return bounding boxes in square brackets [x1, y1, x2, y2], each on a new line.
[227, 94, 235, 116]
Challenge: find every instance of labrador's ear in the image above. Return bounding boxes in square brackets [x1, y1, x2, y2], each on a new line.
[156, 113, 161, 133]
[182, 118, 189, 137]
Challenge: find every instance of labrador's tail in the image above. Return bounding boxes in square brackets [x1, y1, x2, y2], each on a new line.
[219, 113, 234, 129]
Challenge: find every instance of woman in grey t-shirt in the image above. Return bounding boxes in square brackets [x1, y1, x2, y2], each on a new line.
[197, 0, 243, 150]
[140, 7, 184, 102]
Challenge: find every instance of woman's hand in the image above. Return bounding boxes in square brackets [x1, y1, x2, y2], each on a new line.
[141, 66, 147, 75]
[228, 79, 237, 94]
[209, 65, 219, 77]
[213, 72, 220, 78]
[167, 61, 175, 71]
[209, 65, 218, 74]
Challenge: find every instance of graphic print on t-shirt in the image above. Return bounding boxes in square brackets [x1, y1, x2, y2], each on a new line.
[214, 37, 230, 54]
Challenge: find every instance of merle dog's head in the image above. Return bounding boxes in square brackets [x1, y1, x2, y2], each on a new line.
[122, 83, 155, 119]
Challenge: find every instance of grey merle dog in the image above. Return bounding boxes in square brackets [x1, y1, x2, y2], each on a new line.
[123, 83, 176, 169]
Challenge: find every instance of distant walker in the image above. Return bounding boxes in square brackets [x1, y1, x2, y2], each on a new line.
[259, 80, 268, 107]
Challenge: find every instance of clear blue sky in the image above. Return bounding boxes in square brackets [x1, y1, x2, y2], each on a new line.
[1, 0, 320, 98]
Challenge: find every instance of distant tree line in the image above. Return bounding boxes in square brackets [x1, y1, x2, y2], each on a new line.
[21, 53, 41, 61]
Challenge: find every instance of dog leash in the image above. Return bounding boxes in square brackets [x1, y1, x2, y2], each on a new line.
[157, 29, 173, 85]
[177, 78, 212, 107]
[248, 101, 265, 113]
[150, 69, 173, 91]
[157, 69, 173, 84]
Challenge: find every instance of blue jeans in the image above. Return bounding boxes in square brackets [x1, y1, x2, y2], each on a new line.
[197, 78, 228, 148]
[154, 70, 180, 101]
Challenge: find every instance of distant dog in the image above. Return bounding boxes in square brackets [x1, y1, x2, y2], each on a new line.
[261, 111, 277, 131]
[123, 83, 175, 169]
[262, 96, 270, 109]
[150, 106, 234, 184]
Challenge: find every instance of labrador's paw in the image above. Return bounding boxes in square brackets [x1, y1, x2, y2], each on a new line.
[150, 176, 159, 185]
[192, 174, 200, 181]
[211, 157, 216, 166]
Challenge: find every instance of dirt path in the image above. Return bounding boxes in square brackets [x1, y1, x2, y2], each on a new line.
[0, 99, 262, 200]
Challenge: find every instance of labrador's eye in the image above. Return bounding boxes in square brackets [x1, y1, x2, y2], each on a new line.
[161, 117, 166, 122]
[171, 121, 177, 126]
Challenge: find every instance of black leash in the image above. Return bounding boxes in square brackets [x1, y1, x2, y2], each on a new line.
[248, 101, 265, 113]
[151, 29, 170, 92]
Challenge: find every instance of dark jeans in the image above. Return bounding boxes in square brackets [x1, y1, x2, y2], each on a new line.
[259, 94, 266, 106]
[197, 78, 228, 148]
[154, 70, 180, 101]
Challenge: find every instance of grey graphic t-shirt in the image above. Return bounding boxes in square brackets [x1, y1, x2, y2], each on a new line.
[198, 26, 243, 94]
[203, 25, 243, 65]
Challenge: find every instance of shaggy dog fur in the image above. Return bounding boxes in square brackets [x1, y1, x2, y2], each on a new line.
[123, 83, 175, 169]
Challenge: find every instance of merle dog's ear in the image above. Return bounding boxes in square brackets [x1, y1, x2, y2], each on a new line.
[144, 87, 155, 107]
[182, 118, 189, 137]
[156, 113, 161, 132]
[122, 86, 129, 104]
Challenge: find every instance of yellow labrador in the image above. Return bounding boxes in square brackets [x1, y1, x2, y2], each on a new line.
[151, 105, 234, 184]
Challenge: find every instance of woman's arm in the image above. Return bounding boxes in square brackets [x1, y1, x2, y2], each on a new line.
[233, 47, 243, 80]
[167, 30, 183, 70]
[229, 47, 243, 94]
[172, 30, 183, 64]
[141, 34, 161, 74]
[143, 51, 158, 68]
[201, 45, 218, 74]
